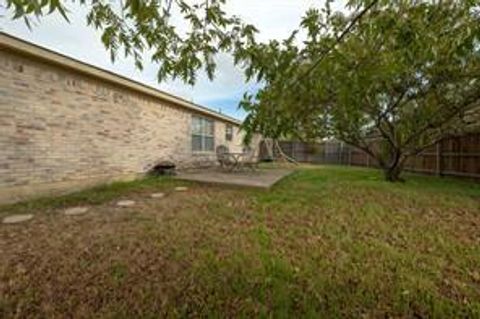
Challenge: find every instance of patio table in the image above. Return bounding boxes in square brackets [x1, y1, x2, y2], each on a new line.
[225, 152, 247, 171]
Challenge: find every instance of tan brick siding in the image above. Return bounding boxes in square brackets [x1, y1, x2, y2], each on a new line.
[0, 50, 246, 203]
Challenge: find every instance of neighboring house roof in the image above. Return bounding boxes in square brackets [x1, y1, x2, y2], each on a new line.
[0, 32, 242, 126]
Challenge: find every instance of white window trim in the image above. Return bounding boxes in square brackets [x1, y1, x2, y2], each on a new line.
[191, 115, 215, 153]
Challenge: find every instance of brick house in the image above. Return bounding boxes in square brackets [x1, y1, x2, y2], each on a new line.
[0, 33, 256, 204]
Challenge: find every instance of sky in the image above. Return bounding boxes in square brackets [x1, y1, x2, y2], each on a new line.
[1, 1, 346, 120]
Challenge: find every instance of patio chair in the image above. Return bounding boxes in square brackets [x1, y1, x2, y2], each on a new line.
[240, 146, 259, 171]
[216, 145, 236, 171]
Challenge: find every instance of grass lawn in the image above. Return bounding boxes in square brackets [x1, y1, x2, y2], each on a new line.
[1, 165, 479, 318]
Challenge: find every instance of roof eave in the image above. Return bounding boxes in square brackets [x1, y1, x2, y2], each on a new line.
[0, 32, 242, 126]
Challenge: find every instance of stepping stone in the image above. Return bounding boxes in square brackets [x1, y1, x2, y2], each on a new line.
[174, 186, 188, 192]
[2, 214, 34, 224]
[64, 206, 89, 216]
[116, 200, 135, 207]
[150, 193, 165, 199]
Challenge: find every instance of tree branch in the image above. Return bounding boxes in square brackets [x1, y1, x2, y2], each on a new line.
[292, 0, 379, 85]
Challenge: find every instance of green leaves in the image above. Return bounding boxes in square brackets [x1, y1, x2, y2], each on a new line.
[239, 0, 480, 180]
[5, 0, 258, 85]
[6, 0, 69, 29]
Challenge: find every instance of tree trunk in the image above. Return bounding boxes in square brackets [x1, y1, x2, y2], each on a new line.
[383, 154, 407, 182]
[344, 140, 406, 182]
[379, 148, 407, 182]
[384, 165, 404, 182]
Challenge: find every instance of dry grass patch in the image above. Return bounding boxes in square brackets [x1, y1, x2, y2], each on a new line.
[0, 166, 479, 318]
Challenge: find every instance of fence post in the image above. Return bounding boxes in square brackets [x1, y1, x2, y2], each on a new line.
[435, 141, 442, 176]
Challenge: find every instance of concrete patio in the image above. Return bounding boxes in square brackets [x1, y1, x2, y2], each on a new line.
[175, 168, 294, 189]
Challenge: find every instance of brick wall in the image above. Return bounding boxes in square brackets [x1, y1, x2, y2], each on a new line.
[0, 50, 246, 203]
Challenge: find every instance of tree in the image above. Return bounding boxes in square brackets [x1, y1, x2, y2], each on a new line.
[4, 0, 257, 85]
[238, 0, 480, 182]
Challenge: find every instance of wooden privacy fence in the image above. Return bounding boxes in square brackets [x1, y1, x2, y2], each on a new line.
[259, 133, 480, 179]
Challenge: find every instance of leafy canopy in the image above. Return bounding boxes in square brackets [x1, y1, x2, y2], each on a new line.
[238, 0, 480, 180]
[5, 0, 257, 85]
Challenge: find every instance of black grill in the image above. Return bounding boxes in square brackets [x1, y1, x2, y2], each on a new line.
[150, 161, 176, 176]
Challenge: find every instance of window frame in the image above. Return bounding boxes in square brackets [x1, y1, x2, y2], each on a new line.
[191, 115, 215, 153]
[225, 124, 234, 142]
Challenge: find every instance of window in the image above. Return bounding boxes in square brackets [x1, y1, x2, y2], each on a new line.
[192, 116, 214, 152]
[225, 124, 233, 141]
